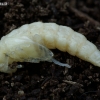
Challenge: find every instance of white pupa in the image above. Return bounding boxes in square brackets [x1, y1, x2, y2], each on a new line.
[0, 22, 100, 73]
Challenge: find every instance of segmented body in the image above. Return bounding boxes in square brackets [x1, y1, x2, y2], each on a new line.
[0, 22, 100, 73]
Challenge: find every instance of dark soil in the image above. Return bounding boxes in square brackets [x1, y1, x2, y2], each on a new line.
[0, 0, 100, 100]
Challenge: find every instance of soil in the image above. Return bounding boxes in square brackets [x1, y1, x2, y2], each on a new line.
[0, 0, 100, 100]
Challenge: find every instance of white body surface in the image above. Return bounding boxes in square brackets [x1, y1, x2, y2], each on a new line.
[0, 22, 100, 73]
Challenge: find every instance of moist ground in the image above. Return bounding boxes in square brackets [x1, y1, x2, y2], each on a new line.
[0, 0, 100, 100]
